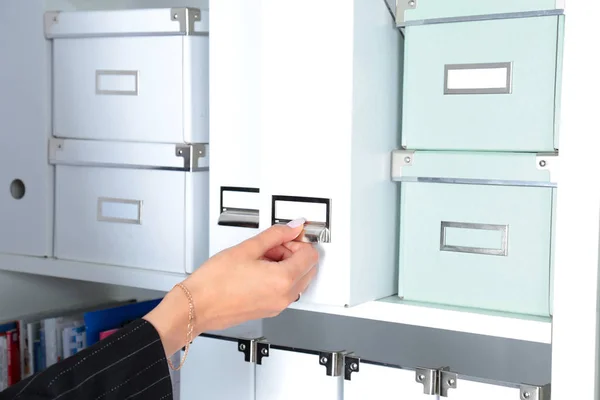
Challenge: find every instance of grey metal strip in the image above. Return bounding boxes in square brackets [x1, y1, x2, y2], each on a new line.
[395, 176, 557, 188]
[444, 62, 512, 95]
[404, 9, 564, 27]
[51, 160, 208, 173]
[440, 221, 509, 257]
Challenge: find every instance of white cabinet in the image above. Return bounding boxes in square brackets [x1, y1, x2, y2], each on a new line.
[343, 357, 433, 400]
[180, 335, 256, 400]
[255, 344, 344, 400]
[179, 338, 551, 400]
[441, 371, 550, 400]
[344, 357, 550, 400]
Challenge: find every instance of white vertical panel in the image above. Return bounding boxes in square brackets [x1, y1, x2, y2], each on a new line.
[256, 348, 342, 400]
[208, 0, 263, 255]
[180, 336, 255, 400]
[344, 361, 436, 400]
[551, 1, 600, 399]
[0, 0, 53, 257]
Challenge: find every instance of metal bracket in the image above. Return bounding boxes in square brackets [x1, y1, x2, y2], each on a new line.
[415, 368, 437, 395]
[256, 342, 270, 365]
[536, 152, 559, 184]
[415, 367, 456, 397]
[319, 351, 346, 377]
[170, 7, 202, 35]
[439, 369, 458, 397]
[44, 11, 60, 37]
[237, 338, 270, 364]
[48, 137, 64, 161]
[237, 339, 258, 363]
[520, 384, 551, 400]
[391, 149, 414, 181]
[175, 143, 207, 172]
[344, 356, 360, 381]
[395, 0, 417, 27]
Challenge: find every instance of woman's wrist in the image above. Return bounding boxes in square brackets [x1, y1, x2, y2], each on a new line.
[143, 286, 205, 358]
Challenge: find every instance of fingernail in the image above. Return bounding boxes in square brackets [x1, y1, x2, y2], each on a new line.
[287, 218, 306, 228]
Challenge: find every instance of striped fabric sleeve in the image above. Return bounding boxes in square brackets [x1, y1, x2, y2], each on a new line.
[0, 319, 173, 400]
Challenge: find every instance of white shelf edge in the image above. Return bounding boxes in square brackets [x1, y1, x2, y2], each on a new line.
[0, 253, 183, 292]
[0, 253, 552, 344]
[289, 297, 552, 344]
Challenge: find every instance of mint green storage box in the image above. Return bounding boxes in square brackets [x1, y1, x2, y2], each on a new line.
[393, 151, 557, 317]
[398, 0, 564, 25]
[402, 15, 564, 152]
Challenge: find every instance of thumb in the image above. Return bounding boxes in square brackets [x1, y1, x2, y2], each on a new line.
[240, 218, 306, 258]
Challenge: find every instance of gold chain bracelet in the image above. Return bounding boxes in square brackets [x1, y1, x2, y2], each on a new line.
[167, 282, 196, 371]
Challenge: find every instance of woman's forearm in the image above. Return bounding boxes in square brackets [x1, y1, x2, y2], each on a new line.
[0, 319, 172, 400]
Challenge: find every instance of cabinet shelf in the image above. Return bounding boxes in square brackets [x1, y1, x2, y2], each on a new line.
[289, 296, 551, 344]
[0, 253, 183, 293]
[0, 253, 551, 344]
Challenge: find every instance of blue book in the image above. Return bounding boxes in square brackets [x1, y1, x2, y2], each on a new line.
[0, 322, 17, 333]
[84, 298, 162, 346]
[38, 328, 46, 371]
[33, 340, 43, 373]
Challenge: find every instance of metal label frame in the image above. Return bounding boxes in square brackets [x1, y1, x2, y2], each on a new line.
[218, 186, 260, 229]
[444, 62, 512, 95]
[97, 197, 143, 225]
[271, 195, 332, 243]
[440, 221, 508, 256]
[95, 70, 139, 96]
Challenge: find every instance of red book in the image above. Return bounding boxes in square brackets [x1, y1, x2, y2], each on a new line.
[6, 329, 20, 386]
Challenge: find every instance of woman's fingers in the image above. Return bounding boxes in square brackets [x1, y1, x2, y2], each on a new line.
[262, 244, 293, 262]
[239, 219, 305, 258]
[288, 265, 317, 303]
[278, 243, 319, 283]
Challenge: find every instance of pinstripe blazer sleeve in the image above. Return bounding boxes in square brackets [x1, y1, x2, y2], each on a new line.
[0, 319, 173, 400]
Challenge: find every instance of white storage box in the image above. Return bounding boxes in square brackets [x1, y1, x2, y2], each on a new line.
[44, 8, 209, 144]
[259, 0, 402, 307]
[49, 138, 209, 274]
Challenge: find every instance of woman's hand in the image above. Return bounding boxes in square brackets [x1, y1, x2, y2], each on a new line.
[144, 218, 319, 356]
